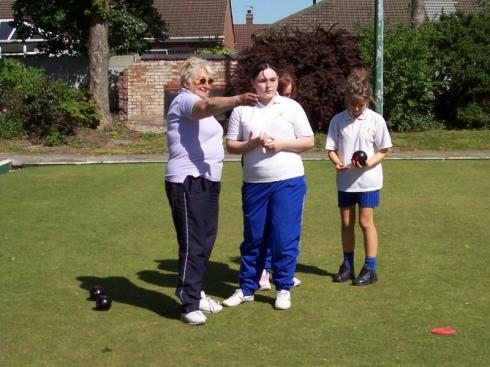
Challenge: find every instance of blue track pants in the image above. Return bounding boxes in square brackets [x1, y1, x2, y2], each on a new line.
[239, 176, 306, 295]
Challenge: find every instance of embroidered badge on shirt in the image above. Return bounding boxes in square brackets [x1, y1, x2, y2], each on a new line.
[277, 109, 285, 119]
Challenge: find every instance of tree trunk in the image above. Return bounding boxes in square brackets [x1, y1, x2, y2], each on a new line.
[411, 0, 427, 29]
[88, 0, 112, 129]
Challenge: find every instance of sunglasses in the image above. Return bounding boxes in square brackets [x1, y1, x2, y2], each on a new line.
[195, 77, 214, 85]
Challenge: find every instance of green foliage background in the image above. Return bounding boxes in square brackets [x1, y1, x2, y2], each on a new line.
[0, 59, 99, 144]
[231, 27, 362, 132]
[12, 0, 166, 55]
[358, 6, 490, 131]
[432, 8, 490, 129]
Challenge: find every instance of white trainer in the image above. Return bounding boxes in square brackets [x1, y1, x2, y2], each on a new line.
[259, 270, 272, 291]
[181, 310, 207, 325]
[199, 291, 223, 313]
[293, 277, 302, 287]
[222, 289, 254, 307]
[275, 290, 291, 310]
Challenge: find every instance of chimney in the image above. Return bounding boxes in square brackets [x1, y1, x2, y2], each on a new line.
[313, 0, 317, 4]
[246, 9, 253, 24]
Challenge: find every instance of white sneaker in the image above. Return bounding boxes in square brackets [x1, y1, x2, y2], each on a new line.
[293, 277, 302, 287]
[181, 310, 207, 325]
[199, 291, 223, 313]
[259, 270, 272, 291]
[275, 290, 291, 310]
[222, 289, 254, 307]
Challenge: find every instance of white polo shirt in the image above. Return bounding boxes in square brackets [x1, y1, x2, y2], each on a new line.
[326, 108, 392, 192]
[227, 94, 313, 183]
[165, 88, 224, 183]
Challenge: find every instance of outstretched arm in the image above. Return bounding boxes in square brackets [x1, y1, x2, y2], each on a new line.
[191, 93, 258, 120]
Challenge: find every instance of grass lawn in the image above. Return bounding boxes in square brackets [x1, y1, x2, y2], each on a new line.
[1, 161, 489, 366]
[1, 128, 489, 154]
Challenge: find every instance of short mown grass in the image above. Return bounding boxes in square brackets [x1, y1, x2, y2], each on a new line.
[1, 128, 489, 155]
[1, 161, 489, 366]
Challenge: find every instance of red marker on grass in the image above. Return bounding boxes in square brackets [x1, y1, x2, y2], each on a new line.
[431, 327, 456, 335]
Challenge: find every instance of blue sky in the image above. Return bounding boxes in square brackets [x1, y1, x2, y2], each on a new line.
[231, 0, 316, 24]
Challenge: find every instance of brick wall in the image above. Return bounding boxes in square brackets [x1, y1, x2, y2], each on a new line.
[119, 55, 237, 132]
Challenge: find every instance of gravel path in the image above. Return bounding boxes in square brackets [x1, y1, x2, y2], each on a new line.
[1, 150, 490, 167]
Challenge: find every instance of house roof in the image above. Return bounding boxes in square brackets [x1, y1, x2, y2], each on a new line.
[234, 24, 270, 52]
[427, 0, 480, 19]
[153, 0, 232, 40]
[0, 0, 14, 19]
[1, 0, 233, 40]
[271, 0, 482, 33]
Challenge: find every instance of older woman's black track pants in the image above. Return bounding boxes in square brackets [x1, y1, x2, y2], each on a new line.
[165, 176, 220, 314]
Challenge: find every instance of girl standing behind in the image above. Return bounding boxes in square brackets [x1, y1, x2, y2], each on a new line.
[326, 68, 392, 286]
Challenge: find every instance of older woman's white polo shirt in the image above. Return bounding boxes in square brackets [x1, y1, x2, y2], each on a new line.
[227, 95, 313, 183]
[326, 108, 392, 192]
[165, 88, 224, 183]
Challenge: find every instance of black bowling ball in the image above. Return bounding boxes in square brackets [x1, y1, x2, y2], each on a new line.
[352, 150, 368, 167]
[89, 285, 105, 301]
[95, 294, 112, 311]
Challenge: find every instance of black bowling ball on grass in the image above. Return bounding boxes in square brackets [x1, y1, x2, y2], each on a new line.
[95, 294, 112, 311]
[89, 285, 105, 301]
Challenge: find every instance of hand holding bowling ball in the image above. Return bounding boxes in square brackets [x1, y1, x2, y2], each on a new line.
[352, 150, 368, 167]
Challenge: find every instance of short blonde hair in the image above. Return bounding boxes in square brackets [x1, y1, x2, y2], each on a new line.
[179, 57, 212, 86]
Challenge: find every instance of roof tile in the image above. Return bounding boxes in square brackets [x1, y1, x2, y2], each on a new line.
[153, 0, 230, 38]
[233, 24, 269, 52]
[272, 0, 482, 33]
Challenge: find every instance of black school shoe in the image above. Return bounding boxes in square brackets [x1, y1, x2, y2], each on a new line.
[333, 262, 355, 283]
[352, 266, 378, 286]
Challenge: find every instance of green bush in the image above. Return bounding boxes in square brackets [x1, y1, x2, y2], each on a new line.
[456, 103, 490, 128]
[0, 113, 24, 139]
[358, 24, 442, 132]
[358, 5, 490, 131]
[431, 7, 490, 129]
[0, 59, 99, 143]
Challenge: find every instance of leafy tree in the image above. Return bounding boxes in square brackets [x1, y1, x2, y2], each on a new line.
[359, 23, 442, 131]
[430, 6, 490, 128]
[12, 0, 166, 128]
[232, 26, 362, 132]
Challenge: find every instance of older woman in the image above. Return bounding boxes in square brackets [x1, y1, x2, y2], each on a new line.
[165, 57, 258, 326]
[222, 61, 314, 311]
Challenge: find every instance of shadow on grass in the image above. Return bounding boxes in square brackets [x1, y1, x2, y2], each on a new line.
[78, 257, 337, 317]
[296, 263, 335, 278]
[142, 259, 239, 299]
[230, 256, 336, 279]
[77, 275, 180, 320]
[77, 257, 245, 320]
